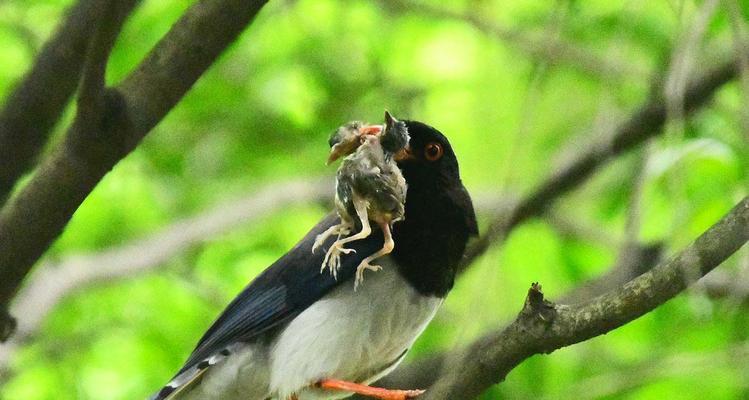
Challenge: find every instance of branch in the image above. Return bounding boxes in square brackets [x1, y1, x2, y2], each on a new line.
[0, 0, 270, 340]
[556, 149, 663, 304]
[0, 0, 138, 340]
[460, 59, 737, 270]
[0, 178, 330, 376]
[545, 341, 749, 399]
[117, 0, 269, 136]
[369, 240, 663, 394]
[384, 0, 647, 81]
[543, 209, 620, 248]
[0, 0, 112, 203]
[558, 242, 663, 304]
[724, 0, 749, 140]
[421, 197, 749, 400]
[0, 183, 513, 361]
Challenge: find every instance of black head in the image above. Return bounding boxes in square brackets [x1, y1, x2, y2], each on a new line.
[396, 120, 462, 185]
[390, 120, 478, 297]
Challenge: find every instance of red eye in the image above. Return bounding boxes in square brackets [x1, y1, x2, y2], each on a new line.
[424, 142, 443, 161]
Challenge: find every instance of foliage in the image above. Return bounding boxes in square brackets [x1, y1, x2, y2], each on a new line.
[0, 0, 747, 399]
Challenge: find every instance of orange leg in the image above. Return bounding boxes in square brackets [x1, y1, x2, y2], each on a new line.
[317, 379, 425, 400]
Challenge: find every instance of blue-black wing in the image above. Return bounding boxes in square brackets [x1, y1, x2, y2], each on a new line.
[179, 213, 384, 372]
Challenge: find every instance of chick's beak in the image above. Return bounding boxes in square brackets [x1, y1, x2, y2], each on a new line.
[326, 125, 383, 165]
[326, 146, 343, 165]
[327, 142, 353, 165]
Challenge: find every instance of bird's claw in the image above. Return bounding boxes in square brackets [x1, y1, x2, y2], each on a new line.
[312, 226, 351, 254]
[354, 261, 382, 290]
[311, 238, 323, 254]
[321, 242, 356, 279]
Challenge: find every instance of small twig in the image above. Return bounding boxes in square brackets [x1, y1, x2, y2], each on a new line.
[664, 0, 720, 119]
[76, 0, 122, 124]
[724, 0, 749, 140]
[559, 242, 663, 305]
[556, 147, 663, 305]
[6, 20, 41, 56]
[542, 341, 749, 400]
[544, 209, 621, 249]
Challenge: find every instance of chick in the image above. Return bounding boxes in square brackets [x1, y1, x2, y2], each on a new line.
[313, 111, 410, 288]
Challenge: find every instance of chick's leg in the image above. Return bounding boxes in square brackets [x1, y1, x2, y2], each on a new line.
[331, 195, 372, 247]
[322, 195, 371, 277]
[354, 222, 394, 289]
[312, 223, 351, 254]
[317, 379, 424, 400]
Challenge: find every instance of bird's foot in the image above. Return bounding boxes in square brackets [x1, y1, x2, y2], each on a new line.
[354, 260, 382, 290]
[317, 379, 425, 400]
[312, 233, 328, 254]
[321, 241, 356, 278]
[312, 225, 350, 254]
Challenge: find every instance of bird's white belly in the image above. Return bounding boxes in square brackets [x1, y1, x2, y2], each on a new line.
[269, 259, 442, 399]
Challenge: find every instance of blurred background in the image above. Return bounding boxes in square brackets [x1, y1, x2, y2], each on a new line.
[0, 0, 748, 398]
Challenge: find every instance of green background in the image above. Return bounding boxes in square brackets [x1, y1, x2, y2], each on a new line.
[0, 0, 747, 399]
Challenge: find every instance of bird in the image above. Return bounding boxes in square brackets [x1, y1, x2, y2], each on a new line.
[148, 119, 478, 400]
[314, 111, 410, 287]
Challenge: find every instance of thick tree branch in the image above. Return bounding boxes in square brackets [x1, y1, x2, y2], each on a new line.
[117, 0, 269, 136]
[421, 197, 749, 400]
[76, 0, 126, 126]
[460, 59, 737, 270]
[369, 241, 663, 394]
[0, 0, 270, 340]
[0, 0, 138, 341]
[0, 0, 111, 204]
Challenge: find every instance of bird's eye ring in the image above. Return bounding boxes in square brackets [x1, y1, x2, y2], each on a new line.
[424, 142, 443, 161]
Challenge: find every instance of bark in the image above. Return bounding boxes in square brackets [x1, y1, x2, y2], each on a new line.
[422, 197, 749, 400]
[0, 0, 111, 203]
[0, 0, 270, 341]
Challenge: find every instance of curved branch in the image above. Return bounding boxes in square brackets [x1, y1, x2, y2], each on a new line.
[0, 0, 139, 340]
[117, 0, 269, 137]
[421, 197, 749, 400]
[0, 0, 270, 339]
[369, 240, 663, 394]
[384, 0, 647, 81]
[460, 59, 737, 270]
[0, 178, 331, 376]
[0, 0, 111, 203]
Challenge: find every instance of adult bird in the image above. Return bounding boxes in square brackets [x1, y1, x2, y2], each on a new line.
[149, 120, 478, 400]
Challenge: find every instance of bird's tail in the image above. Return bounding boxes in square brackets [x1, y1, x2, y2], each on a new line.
[147, 351, 230, 400]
